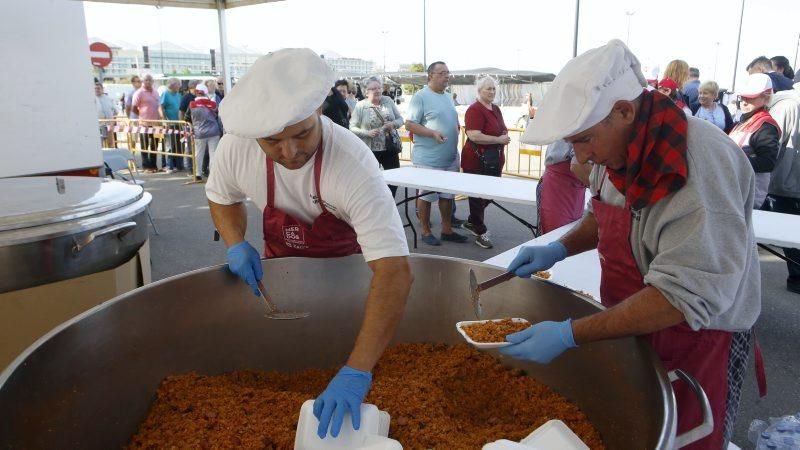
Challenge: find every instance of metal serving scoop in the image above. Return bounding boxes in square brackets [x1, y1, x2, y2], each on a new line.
[469, 269, 516, 319]
[257, 281, 310, 320]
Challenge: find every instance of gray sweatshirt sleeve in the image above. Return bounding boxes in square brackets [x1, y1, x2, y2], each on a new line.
[643, 206, 753, 330]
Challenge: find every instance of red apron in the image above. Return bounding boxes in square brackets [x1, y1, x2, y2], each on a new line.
[538, 161, 586, 234]
[262, 141, 362, 258]
[593, 176, 732, 450]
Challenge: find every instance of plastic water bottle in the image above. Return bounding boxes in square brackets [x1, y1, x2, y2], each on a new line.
[750, 420, 769, 444]
[749, 413, 800, 450]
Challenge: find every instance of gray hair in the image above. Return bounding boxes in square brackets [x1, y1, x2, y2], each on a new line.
[362, 76, 383, 90]
[699, 80, 719, 97]
[475, 75, 498, 92]
[167, 77, 180, 88]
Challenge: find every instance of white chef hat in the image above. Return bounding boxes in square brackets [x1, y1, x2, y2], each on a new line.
[521, 39, 647, 145]
[219, 48, 337, 138]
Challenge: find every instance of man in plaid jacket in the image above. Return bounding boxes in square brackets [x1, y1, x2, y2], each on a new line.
[501, 40, 761, 450]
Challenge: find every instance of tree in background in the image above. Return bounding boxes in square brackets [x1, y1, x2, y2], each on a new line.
[403, 63, 425, 96]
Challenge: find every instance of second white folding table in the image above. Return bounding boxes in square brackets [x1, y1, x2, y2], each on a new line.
[382, 167, 541, 248]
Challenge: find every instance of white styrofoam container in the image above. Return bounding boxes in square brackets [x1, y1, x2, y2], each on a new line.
[456, 318, 530, 349]
[520, 419, 590, 450]
[482, 439, 535, 450]
[294, 399, 400, 450]
[482, 419, 589, 450]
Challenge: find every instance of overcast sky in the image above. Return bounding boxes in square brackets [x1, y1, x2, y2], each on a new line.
[84, 0, 799, 89]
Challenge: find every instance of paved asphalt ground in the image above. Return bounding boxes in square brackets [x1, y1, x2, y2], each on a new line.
[139, 169, 797, 448]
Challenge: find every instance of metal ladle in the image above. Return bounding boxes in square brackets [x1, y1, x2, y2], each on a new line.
[469, 269, 516, 319]
[257, 280, 310, 320]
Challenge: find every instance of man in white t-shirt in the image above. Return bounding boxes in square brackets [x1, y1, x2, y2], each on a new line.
[205, 48, 412, 440]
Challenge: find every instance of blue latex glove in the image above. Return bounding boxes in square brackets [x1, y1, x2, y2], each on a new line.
[226, 241, 263, 296]
[507, 241, 568, 278]
[499, 319, 577, 364]
[313, 366, 373, 439]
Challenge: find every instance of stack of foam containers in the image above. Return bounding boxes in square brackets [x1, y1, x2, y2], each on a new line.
[482, 420, 590, 450]
[295, 400, 589, 450]
[294, 400, 402, 450]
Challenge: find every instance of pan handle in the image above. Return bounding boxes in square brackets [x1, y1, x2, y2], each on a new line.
[669, 369, 714, 448]
[478, 271, 516, 291]
[72, 221, 138, 255]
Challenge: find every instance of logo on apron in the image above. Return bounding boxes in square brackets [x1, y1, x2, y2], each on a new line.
[282, 225, 308, 249]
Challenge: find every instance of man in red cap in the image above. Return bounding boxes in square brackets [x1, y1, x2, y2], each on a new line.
[657, 77, 692, 115]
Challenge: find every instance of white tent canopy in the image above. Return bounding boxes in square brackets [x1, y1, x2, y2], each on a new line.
[81, 0, 278, 9]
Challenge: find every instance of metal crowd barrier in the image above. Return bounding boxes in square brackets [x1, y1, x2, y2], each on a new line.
[397, 126, 546, 180]
[101, 118, 546, 180]
[98, 118, 198, 175]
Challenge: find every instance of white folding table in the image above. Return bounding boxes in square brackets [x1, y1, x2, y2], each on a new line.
[752, 210, 800, 265]
[483, 209, 800, 301]
[382, 167, 540, 248]
[483, 221, 602, 301]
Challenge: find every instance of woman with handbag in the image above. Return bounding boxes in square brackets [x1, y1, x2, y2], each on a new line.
[461, 76, 510, 248]
[350, 76, 404, 197]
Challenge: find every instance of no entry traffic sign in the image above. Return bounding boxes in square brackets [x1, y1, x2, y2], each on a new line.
[89, 42, 112, 68]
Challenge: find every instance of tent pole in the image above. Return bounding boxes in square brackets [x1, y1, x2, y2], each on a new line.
[216, 0, 231, 92]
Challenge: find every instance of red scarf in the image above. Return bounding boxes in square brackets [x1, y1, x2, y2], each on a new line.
[608, 90, 689, 210]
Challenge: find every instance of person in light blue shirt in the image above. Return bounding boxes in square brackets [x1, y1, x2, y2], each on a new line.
[693, 80, 734, 133]
[159, 77, 183, 172]
[404, 61, 467, 246]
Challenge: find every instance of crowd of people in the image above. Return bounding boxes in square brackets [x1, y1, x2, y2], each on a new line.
[95, 74, 226, 181]
[95, 50, 800, 277]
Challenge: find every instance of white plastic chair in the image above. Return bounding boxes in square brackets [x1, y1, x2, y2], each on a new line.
[103, 148, 158, 235]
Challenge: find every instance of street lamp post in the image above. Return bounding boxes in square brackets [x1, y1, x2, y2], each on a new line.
[573, 0, 580, 57]
[381, 31, 388, 74]
[625, 11, 635, 46]
[423, 0, 427, 68]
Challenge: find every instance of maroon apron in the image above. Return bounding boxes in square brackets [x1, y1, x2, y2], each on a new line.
[538, 160, 586, 234]
[262, 140, 362, 258]
[593, 175, 732, 449]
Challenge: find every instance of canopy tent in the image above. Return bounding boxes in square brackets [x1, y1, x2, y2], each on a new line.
[81, 0, 275, 10]
[80, 0, 284, 93]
